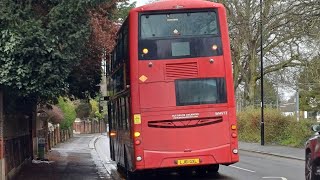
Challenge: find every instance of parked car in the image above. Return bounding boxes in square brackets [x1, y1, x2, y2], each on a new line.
[305, 124, 320, 180]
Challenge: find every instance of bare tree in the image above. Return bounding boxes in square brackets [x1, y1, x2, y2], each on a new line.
[215, 0, 319, 105]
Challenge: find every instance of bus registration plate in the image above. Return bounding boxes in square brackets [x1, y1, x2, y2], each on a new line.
[177, 158, 200, 165]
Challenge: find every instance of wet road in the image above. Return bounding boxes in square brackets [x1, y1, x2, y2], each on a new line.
[95, 135, 305, 180]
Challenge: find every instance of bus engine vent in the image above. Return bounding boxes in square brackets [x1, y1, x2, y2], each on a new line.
[165, 62, 198, 79]
[148, 117, 223, 128]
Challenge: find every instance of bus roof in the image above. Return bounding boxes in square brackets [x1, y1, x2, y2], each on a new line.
[133, 0, 224, 12]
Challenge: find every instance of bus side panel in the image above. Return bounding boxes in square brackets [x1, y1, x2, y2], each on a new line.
[218, 4, 239, 163]
[129, 9, 144, 171]
[218, 6, 235, 108]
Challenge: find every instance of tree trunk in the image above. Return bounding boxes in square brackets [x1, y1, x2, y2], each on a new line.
[248, 80, 257, 106]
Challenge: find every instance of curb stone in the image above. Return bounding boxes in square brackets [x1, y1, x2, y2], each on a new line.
[89, 135, 101, 149]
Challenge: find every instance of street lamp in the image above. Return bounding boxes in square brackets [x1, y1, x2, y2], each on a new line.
[260, 0, 265, 146]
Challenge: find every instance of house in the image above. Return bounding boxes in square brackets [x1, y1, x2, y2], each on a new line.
[279, 96, 296, 117]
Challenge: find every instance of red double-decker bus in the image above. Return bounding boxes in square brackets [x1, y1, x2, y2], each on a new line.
[107, 0, 238, 178]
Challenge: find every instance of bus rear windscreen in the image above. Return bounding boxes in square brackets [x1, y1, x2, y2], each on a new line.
[175, 78, 227, 106]
[139, 10, 222, 60]
[140, 11, 218, 39]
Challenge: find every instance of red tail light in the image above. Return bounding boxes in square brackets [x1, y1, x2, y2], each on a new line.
[135, 140, 141, 145]
[231, 133, 237, 138]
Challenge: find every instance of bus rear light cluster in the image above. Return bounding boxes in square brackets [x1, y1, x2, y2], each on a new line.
[231, 132, 237, 138]
[110, 132, 116, 137]
[135, 140, 141, 145]
[136, 156, 142, 161]
[233, 149, 238, 154]
[231, 124, 237, 138]
[134, 132, 141, 137]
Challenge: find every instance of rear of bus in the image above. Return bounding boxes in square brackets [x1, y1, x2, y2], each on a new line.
[129, 0, 239, 172]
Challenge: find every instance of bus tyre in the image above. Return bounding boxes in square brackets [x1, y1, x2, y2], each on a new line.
[208, 164, 219, 173]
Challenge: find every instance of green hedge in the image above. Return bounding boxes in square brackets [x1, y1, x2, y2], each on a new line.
[237, 107, 315, 147]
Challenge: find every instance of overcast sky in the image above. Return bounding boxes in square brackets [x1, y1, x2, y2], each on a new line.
[130, 0, 149, 7]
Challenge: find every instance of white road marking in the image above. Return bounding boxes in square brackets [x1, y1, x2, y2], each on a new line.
[262, 177, 288, 180]
[229, 165, 255, 173]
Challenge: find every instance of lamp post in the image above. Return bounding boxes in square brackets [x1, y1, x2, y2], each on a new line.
[260, 0, 265, 146]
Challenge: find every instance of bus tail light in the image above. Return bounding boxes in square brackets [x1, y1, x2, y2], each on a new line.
[135, 140, 141, 145]
[231, 132, 237, 138]
[231, 125, 237, 130]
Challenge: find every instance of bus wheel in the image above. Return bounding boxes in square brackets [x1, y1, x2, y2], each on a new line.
[208, 164, 219, 173]
[124, 152, 139, 179]
[125, 169, 139, 180]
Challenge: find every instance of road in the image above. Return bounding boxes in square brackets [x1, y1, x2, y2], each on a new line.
[95, 135, 305, 180]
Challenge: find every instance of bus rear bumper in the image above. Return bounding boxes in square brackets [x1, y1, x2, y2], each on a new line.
[139, 144, 239, 170]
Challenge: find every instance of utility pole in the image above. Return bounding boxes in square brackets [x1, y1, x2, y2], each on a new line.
[296, 85, 300, 121]
[260, 0, 265, 146]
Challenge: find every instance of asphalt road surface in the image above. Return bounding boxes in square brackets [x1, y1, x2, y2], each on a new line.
[95, 135, 305, 180]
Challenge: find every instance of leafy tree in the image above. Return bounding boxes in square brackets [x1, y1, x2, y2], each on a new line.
[90, 99, 103, 120]
[66, 0, 131, 100]
[66, 44, 102, 99]
[255, 79, 279, 107]
[57, 97, 76, 130]
[75, 101, 92, 119]
[0, 0, 121, 102]
[112, 1, 136, 22]
[299, 56, 320, 111]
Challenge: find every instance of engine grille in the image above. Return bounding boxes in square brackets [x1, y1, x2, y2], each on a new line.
[165, 62, 198, 80]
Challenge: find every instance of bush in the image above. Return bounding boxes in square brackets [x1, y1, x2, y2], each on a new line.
[90, 99, 103, 120]
[57, 97, 76, 130]
[237, 107, 314, 147]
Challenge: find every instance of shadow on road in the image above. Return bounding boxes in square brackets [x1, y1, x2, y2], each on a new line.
[117, 171, 236, 180]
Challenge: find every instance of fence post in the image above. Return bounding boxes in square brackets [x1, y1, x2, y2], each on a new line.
[47, 133, 50, 150]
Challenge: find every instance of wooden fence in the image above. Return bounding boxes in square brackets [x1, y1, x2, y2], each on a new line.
[73, 120, 106, 134]
[46, 127, 73, 151]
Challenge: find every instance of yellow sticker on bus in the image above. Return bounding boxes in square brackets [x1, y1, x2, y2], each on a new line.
[139, 75, 148, 82]
[134, 114, 141, 124]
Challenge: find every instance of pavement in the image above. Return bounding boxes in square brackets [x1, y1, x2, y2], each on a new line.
[14, 134, 111, 180]
[239, 141, 305, 161]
